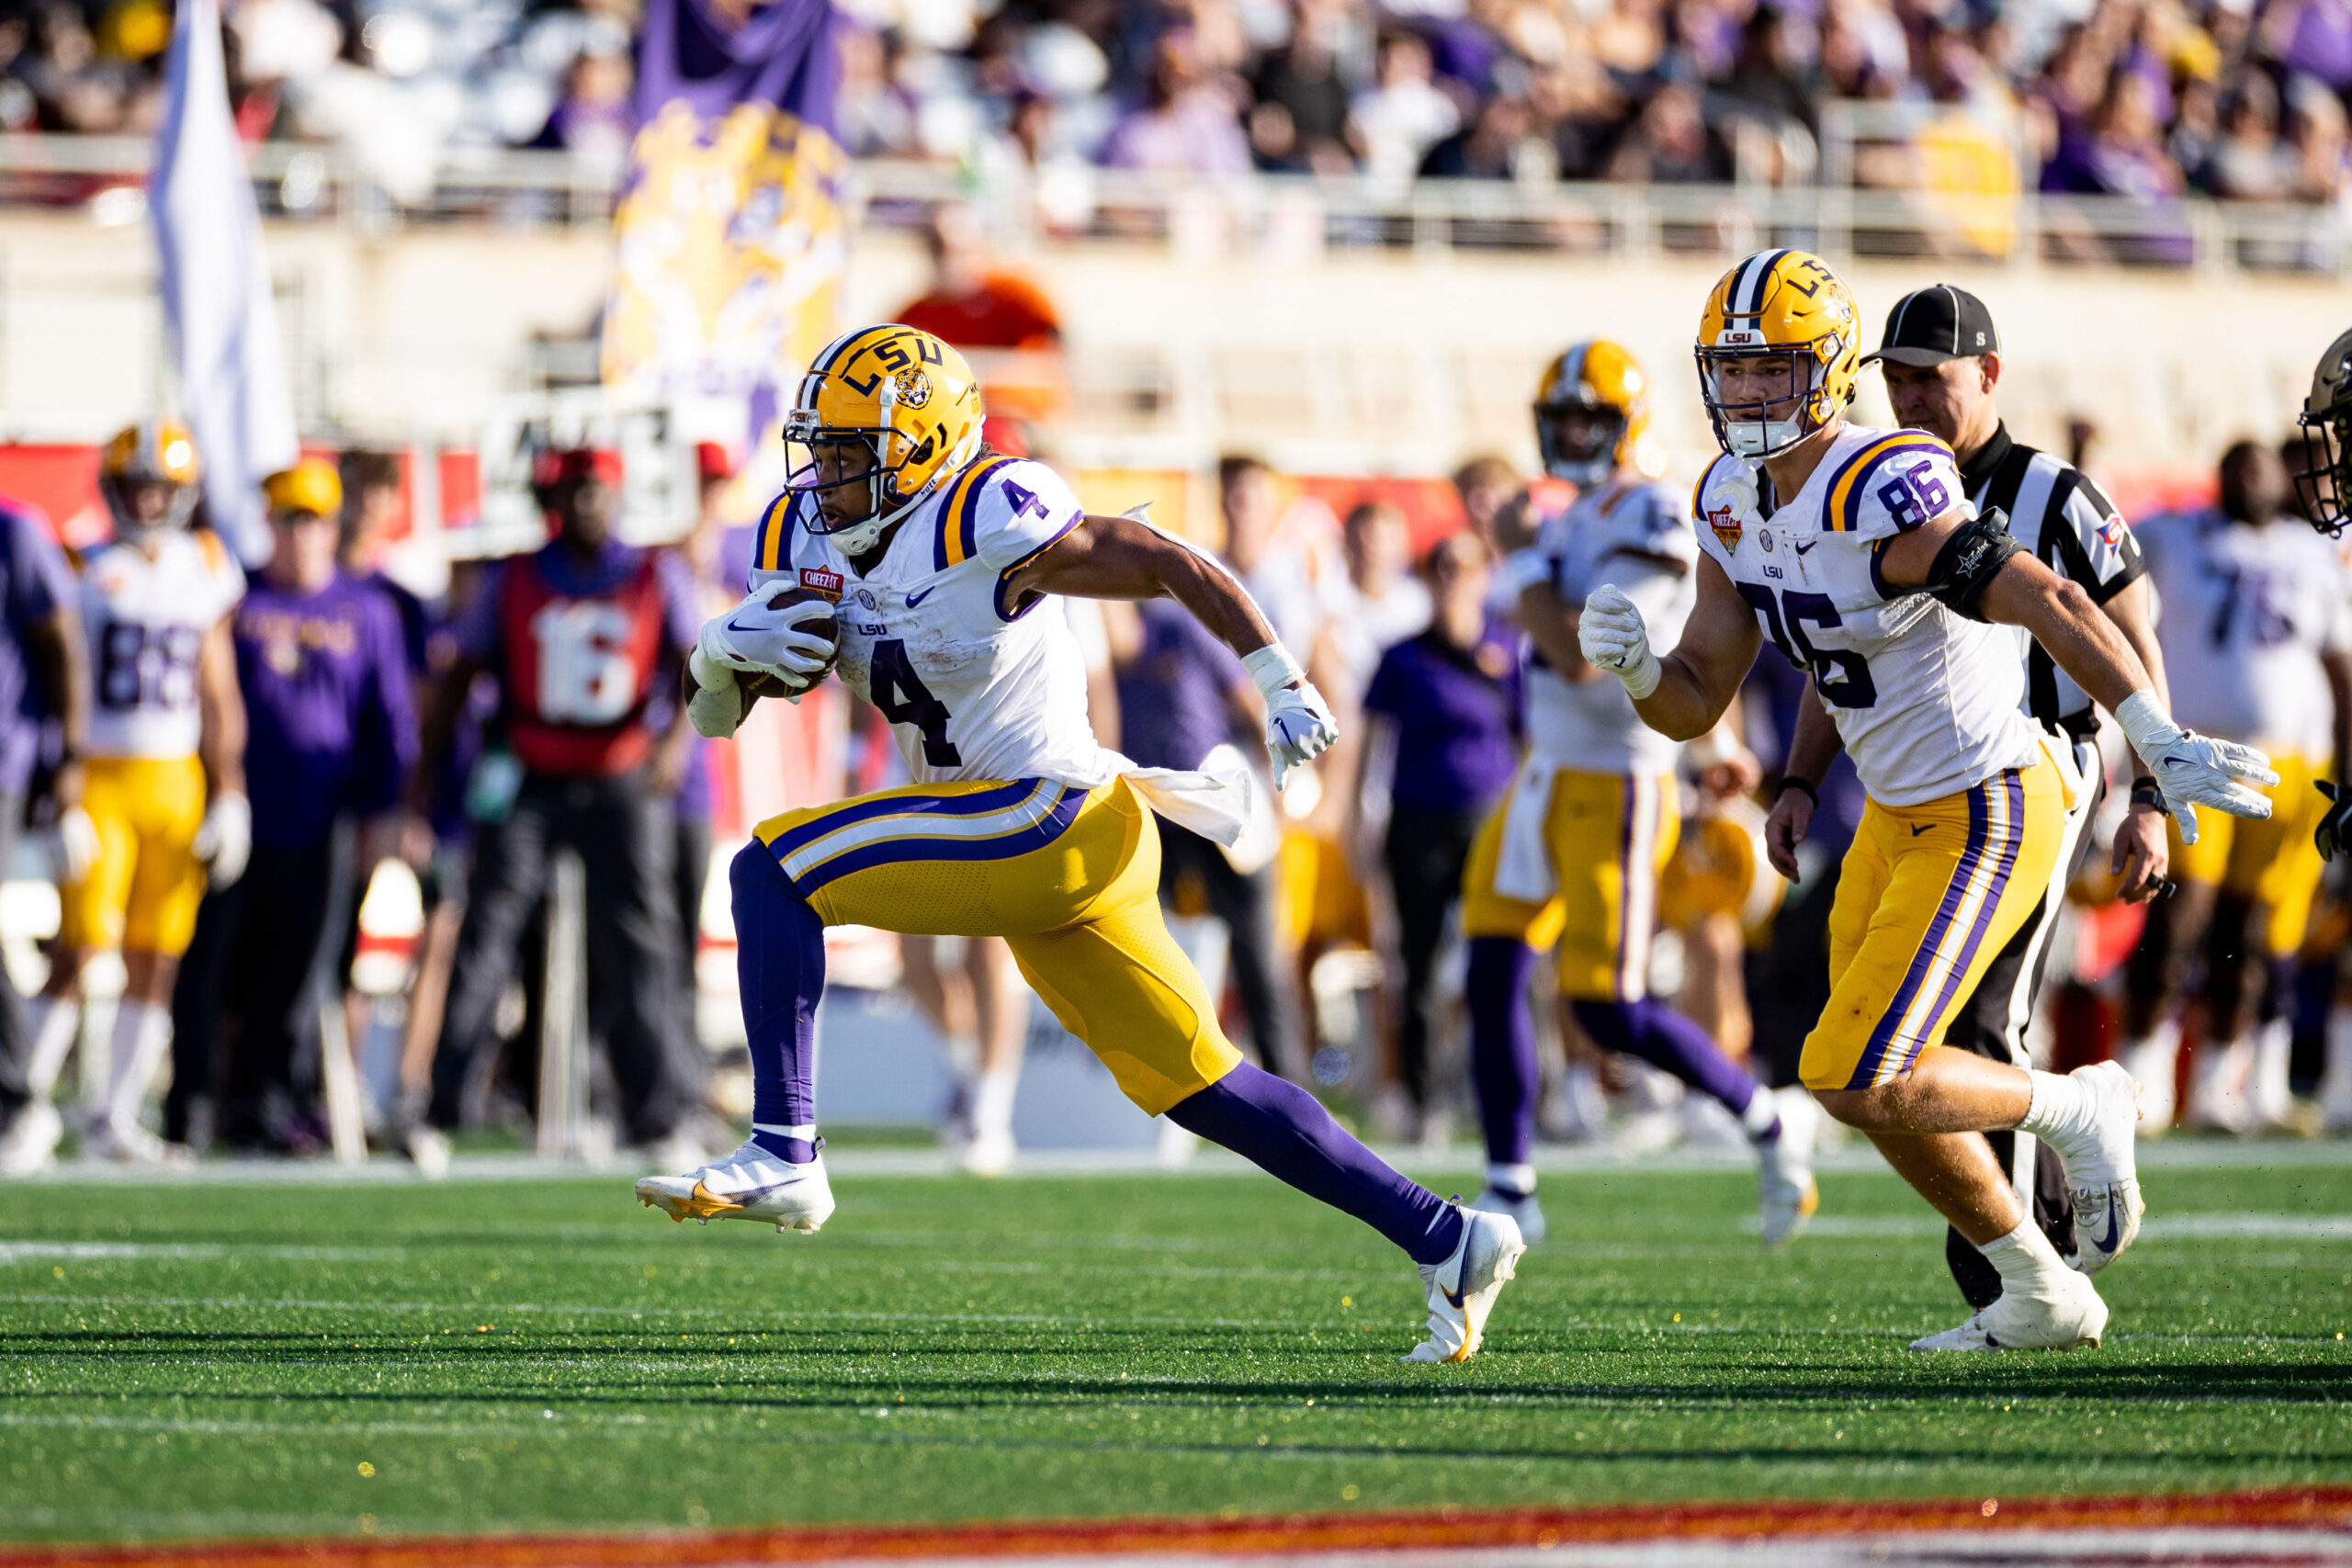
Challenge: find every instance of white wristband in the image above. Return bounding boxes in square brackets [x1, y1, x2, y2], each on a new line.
[2111, 689, 2179, 758]
[1242, 642, 1306, 701]
[689, 646, 735, 693]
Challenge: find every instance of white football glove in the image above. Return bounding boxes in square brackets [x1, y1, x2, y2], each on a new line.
[1577, 583, 1661, 699]
[46, 806, 98, 885]
[1241, 644, 1340, 791]
[195, 790, 252, 890]
[2111, 690, 2278, 845]
[698, 585, 836, 682]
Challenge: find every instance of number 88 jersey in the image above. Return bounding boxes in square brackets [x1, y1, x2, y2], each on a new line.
[77, 529, 245, 760]
[1693, 423, 2041, 807]
[749, 455, 1114, 789]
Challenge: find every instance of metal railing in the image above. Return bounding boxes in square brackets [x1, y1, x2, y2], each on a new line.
[4, 129, 2346, 275]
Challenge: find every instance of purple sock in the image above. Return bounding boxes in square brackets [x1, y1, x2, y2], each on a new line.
[1166, 1062, 1463, 1266]
[1467, 938, 1540, 1169]
[732, 844, 825, 1164]
[1571, 997, 1775, 1137]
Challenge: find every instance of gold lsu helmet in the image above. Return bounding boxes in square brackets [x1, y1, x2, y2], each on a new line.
[782, 323, 985, 556]
[1533, 340, 1658, 488]
[1694, 249, 1860, 459]
[99, 419, 203, 535]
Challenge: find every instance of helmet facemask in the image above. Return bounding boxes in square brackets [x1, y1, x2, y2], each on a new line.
[2295, 409, 2350, 536]
[1696, 341, 1831, 459]
[1535, 397, 1627, 488]
[100, 474, 199, 545]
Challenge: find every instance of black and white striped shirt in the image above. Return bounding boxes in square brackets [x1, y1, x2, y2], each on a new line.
[1959, 423, 2144, 738]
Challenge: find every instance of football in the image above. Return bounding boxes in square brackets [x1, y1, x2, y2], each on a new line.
[742, 585, 840, 697]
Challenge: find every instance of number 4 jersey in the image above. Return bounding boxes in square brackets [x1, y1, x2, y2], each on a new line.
[749, 456, 1112, 789]
[1693, 423, 2040, 807]
[78, 528, 244, 760]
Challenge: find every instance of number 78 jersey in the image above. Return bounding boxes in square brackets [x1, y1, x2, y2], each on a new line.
[1693, 423, 2041, 807]
[748, 456, 1114, 789]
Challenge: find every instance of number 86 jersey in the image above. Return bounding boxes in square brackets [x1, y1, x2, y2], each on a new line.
[749, 456, 1114, 790]
[1693, 423, 2040, 807]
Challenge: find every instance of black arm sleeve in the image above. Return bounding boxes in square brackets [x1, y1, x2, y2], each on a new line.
[1926, 507, 2024, 622]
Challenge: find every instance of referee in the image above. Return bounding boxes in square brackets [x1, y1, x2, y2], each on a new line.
[1875, 285, 2174, 1303]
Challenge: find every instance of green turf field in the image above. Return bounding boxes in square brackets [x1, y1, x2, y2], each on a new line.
[2, 1154, 2349, 1544]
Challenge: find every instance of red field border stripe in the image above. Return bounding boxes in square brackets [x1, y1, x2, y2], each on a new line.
[9, 1486, 2352, 1566]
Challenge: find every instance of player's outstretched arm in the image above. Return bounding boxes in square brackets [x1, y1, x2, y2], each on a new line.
[1009, 513, 1336, 786]
[1881, 511, 2278, 838]
[1581, 553, 1762, 740]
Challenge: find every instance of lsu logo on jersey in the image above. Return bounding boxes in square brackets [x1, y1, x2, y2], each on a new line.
[799, 567, 844, 600]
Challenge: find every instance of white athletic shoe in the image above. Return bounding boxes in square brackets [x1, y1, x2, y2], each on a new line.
[1472, 1186, 1547, 1246]
[81, 1115, 189, 1167]
[0, 1100, 62, 1176]
[2119, 1029, 2179, 1135]
[1404, 1202, 1526, 1364]
[1756, 1090, 1819, 1248]
[2186, 1039, 2256, 1134]
[2037, 1062, 2146, 1275]
[636, 1140, 836, 1234]
[1908, 1268, 2109, 1352]
[959, 1128, 1016, 1177]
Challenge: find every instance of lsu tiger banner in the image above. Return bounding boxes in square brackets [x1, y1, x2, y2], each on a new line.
[603, 0, 846, 451]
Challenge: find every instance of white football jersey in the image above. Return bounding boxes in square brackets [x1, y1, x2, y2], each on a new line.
[749, 457, 1114, 789]
[1525, 474, 1697, 775]
[78, 528, 244, 760]
[2137, 508, 2352, 756]
[1693, 424, 2040, 807]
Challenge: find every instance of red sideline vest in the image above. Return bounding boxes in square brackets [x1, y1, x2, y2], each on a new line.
[498, 547, 666, 777]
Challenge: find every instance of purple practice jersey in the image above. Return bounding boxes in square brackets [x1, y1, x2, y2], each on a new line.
[234, 573, 418, 848]
[0, 501, 73, 797]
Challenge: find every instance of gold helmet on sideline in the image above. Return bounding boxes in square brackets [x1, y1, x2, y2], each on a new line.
[1694, 249, 1860, 459]
[99, 419, 202, 537]
[783, 323, 985, 556]
[1532, 340, 1657, 488]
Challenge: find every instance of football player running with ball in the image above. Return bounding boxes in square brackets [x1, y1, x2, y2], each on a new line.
[641, 324, 1525, 1363]
[1579, 252, 2276, 1351]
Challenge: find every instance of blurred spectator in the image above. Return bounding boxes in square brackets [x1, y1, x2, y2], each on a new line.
[410, 447, 708, 1163]
[895, 204, 1064, 427]
[1351, 31, 1458, 189]
[336, 451, 434, 683]
[168, 459, 414, 1156]
[0, 491, 87, 1177]
[1604, 80, 1728, 183]
[532, 37, 635, 170]
[671, 439, 739, 1054]
[2203, 73, 2292, 197]
[1353, 531, 1517, 1126]
[1318, 501, 1429, 705]
[1102, 28, 1250, 176]
[1419, 92, 1538, 179]
[1216, 455, 1331, 658]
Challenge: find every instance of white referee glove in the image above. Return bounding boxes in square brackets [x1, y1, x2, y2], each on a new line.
[195, 790, 251, 889]
[2112, 690, 2278, 845]
[1577, 583, 1661, 700]
[1242, 644, 1339, 792]
[698, 587, 836, 682]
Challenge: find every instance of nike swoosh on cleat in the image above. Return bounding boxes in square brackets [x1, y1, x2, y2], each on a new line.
[2098, 1190, 2121, 1254]
[905, 585, 937, 606]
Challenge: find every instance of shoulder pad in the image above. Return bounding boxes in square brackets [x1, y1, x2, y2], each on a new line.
[1824, 432, 1963, 536]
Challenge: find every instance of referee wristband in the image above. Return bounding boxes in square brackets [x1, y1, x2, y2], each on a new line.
[2129, 775, 2165, 810]
[1774, 776, 1820, 808]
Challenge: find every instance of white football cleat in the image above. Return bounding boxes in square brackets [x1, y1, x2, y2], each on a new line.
[1404, 1202, 1526, 1364]
[2035, 1062, 2145, 1274]
[1472, 1186, 1547, 1246]
[636, 1141, 836, 1234]
[81, 1115, 189, 1167]
[0, 1100, 62, 1176]
[1908, 1268, 2109, 1352]
[959, 1128, 1016, 1178]
[1756, 1090, 1819, 1248]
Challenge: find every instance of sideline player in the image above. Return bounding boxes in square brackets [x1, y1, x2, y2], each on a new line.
[1462, 341, 1814, 1246]
[21, 423, 247, 1162]
[1779, 284, 2173, 1310]
[1578, 251, 2274, 1350]
[2119, 442, 2350, 1132]
[641, 324, 1525, 1362]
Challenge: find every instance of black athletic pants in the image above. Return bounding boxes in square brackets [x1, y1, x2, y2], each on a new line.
[1156, 819, 1306, 1081]
[168, 828, 356, 1149]
[429, 767, 703, 1145]
[1940, 739, 2103, 1308]
[1382, 805, 1484, 1111]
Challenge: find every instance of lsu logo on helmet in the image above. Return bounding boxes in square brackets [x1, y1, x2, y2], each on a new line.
[1694, 250, 1860, 460]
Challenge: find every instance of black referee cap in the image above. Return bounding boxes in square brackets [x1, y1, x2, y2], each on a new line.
[1868, 284, 2000, 367]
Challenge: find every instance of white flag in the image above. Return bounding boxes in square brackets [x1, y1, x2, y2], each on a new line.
[152, 0, 297, 566]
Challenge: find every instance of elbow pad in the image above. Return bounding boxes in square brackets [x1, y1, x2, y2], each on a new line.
[1924, 506, 2022, 622]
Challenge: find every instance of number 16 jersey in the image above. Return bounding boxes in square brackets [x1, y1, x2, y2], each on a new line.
[749, 456, 1113, 790]
[1692, 423, 2039, 807]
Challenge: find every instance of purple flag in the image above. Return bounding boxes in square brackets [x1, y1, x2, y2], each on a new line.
[634, 0, 840, 130]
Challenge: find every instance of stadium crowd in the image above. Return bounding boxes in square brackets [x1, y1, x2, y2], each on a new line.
[8, 0, 2352, 210]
